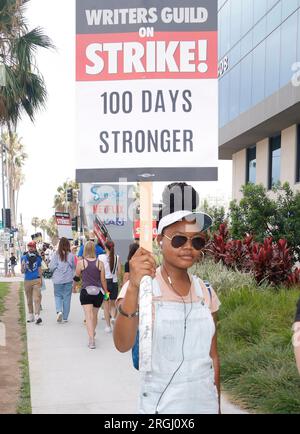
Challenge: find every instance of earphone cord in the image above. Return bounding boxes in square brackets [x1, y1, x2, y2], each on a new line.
[155, 266, 193, 414]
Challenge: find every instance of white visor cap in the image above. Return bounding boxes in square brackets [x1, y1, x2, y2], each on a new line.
[157, 210, 213, 235]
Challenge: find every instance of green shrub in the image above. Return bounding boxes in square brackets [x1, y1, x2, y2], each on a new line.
[192, 259, 258, 294]
[0, 283, 9, 316]
[194, 260, 300, 414]
[229, 182, 300, 262]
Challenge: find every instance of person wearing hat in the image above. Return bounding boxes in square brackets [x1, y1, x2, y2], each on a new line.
[77, 231, 104, 259]
[21, 241, 43, 325]
[114, 209, 221, 414]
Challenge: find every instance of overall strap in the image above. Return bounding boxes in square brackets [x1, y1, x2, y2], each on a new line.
[193, 275, 204, 298]
[203, 280, 213, 302]
[152, 278, 162, 297]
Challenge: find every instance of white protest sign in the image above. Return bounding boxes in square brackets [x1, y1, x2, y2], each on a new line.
[55, 213, 73, 240]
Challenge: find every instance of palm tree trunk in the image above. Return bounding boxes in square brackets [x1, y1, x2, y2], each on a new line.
[15, 189, 19, 226]
[7, 123, 16, 227]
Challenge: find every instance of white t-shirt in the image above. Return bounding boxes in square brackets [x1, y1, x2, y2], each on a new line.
[98, 254, 119, 282]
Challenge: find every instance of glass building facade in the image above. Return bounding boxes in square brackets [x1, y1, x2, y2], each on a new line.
[246, 146, 257, 184]
[219, 0, 300, 128]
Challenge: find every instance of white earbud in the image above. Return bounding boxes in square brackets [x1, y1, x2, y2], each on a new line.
[159, 241, 163, 246]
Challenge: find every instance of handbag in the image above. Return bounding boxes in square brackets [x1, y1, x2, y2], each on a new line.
[85, 286, 101, 296]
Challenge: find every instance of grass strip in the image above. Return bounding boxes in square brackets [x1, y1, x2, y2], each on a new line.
[0, 282, 9, 316]
[17, 283, 32, 414]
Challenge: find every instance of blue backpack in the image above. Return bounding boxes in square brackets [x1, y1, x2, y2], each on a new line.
[131, 280, 213, 370]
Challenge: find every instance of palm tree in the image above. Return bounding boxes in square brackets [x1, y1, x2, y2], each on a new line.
[53, 180, 79, 218]
[0, 0, 54, 128]
[1, 131, 27, 227]
[31, 216, 40, 232]
[0, 0, 54, 226]
[39, 218, 48, 240]
[45, 216, 58, 245]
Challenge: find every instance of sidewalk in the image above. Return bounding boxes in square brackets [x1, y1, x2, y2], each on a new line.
[26, 279, 248, 414]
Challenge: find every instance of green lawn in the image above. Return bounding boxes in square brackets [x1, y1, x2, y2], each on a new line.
[0, 282, 9, 316]
[195, 260, 300, 414]
[17, 284, 32, 414]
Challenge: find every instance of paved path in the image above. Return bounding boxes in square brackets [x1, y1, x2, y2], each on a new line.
[25, 279, 248, 414]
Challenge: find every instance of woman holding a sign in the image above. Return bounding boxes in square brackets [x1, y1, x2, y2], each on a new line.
[114, 209, 221, 414]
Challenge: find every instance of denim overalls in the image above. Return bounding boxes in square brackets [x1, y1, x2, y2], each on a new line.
[139, 276, 219, 414]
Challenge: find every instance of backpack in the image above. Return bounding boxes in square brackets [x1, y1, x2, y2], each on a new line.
[131, 278, 213, 371]
[26, 253, 39, 272]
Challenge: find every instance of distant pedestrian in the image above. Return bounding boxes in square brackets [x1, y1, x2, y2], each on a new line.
[77, 231, 104, 259]
[293, 298, 300, 374]
[122, 243, 139, 286]
[73, 241, 108, 349]
[21, 241, 43, 325]
[49, 238, 76, 323]
[45, 245, 54, 265]
[9, 253, 17, 277]
[71, 245, 79, 267]
[99, 241, 121, 331]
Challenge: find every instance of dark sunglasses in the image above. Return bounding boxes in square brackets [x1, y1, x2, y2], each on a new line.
[163, 234, 206, 250]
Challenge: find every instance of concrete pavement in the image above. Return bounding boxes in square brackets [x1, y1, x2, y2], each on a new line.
[25, 279, 248, 414]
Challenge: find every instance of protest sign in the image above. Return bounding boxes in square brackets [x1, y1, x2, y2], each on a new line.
[76, 0, 218, 183]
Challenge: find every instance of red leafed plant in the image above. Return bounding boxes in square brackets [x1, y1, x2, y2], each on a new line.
[207, 224, 299, 287]
[250, 238, 293, 286]
[206, 223, 252, 272]
[286, 268, 300, 288]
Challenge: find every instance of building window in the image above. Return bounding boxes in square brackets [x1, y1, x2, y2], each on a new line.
[296, 125, 300, 183]
[246, 146, 256, 184]
[269, 135, 281, 189]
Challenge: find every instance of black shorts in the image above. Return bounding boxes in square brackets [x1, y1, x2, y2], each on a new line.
[80, 289, 104, 308]
[106, 279, 119, 301]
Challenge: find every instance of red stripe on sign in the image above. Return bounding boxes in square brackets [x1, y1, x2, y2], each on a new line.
[76, 31, 217, 81]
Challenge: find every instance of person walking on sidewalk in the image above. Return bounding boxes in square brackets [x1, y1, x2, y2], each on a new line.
[9, 253, 17, 277]
[73, 241, 108, 349]
[77, 231, 104, 259]
[114, 210, 221, 414]
[49, 238, 76, 323]
[99, 241, 121, 332]
[21, 241, 43, 325]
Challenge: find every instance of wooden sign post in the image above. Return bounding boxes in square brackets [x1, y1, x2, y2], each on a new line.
[139, 182, 153, 253]
[139, 182, 153, 372]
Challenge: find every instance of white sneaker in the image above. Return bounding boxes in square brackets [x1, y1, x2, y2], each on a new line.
[88, 339, 96, 349]
[57, 312, 63, 323]
[104, 326, 112, 333]
[27, 314, 34, 323]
